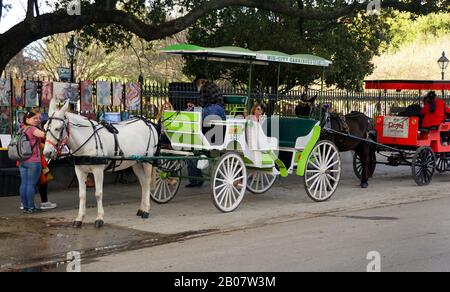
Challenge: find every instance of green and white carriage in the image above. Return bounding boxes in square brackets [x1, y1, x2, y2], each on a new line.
[150, 45, 342, 212]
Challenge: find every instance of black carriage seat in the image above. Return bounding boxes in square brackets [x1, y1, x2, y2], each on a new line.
[419, 126, 439, 133]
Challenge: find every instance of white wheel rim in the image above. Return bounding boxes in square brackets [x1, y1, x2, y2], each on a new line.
[213, 154, 247, 212]
[152, 160, 181, 203]
[247, 171, 277, 194]
[305, 142, 341, 201]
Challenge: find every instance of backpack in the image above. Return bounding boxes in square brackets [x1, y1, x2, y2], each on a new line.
[8, 127, 37, 162]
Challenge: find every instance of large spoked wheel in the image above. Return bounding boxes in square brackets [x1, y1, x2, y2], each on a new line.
[151, 160, 182, 204]
[353, 151, 377, 180]
[304, 141, 341, 202]
[412, 147, 436, 186]
[211, 153, 247, 213]
[247, 170, 277, 194]
[436, 154, 450, 173]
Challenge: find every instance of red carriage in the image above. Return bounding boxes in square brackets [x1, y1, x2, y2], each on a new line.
[353, 80, 450, 186]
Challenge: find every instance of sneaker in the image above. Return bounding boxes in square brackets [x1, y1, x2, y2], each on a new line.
[24, 208, 42, 214]
[30, 208, 42, 214]
[20, 204, 24, 210]
[40, 202, 57, 210]
[443, 142, 449, 147]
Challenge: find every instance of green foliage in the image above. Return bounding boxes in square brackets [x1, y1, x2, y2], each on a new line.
[77, 0, 176, 53]
[370, 13, 450, 80]
[388, 12, 450, 52]
[183, 5, 393, 91]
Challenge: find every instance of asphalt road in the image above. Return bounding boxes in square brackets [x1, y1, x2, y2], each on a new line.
[82, 194, 450, 272]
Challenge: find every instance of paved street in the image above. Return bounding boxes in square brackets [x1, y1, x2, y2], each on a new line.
[2, 152, 450, 272]
[82, 196, 450, 272]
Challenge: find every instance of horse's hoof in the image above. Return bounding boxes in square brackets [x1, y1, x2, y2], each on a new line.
[94, 220, 104, 229]
[360, 183, 369, 189]
[137, 210, 144, 217]
[141, 212, 150, 219]
[73, 221, 83, 228]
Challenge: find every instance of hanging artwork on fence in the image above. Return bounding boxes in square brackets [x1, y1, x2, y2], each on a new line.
[25, 81, 39, 108]
[97, 81, 111, 106]
[0, 79, 11, 106]
[12, 79, 24, 107]
[126, 82, 141, 111]
[81, 112, 97, 121]
[80, 81, 93, 112]
[112, 82, 123, 107]
[53, 82, 79, 104]
[0, 109, 10, 134]
[15, 110, 25, 132]
[41, 81, 53, 108]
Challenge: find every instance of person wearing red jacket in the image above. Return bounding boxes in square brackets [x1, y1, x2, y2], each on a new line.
[420, 91, 450, 128]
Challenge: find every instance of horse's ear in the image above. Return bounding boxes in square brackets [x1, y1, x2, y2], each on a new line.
[61, 100, 70, 113]
[49, 98, 57, 116]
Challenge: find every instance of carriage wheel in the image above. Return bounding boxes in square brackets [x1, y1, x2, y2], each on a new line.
[247, 170, 277, 194]
[411, 147, 436, 186]
[151, 160, 182, 204]
[211, 153, 247, 213]
[303, 141, 341, 202]
[352, 152, 377, 180]
[436, 154, 450, 173]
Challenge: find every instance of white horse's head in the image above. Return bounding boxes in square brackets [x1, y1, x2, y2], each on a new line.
[43, 99, 70, 160]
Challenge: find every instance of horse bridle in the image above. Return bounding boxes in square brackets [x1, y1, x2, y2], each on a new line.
[44, 114, 70, 155]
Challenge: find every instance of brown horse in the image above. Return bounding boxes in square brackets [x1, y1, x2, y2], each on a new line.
[321, 111, 376, 188]
[295, 99, 375, 188]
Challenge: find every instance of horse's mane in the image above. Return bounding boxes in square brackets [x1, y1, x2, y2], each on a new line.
[66, 112, 98, 126]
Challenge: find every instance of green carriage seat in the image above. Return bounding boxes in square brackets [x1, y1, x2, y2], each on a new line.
[224, 95, 248, 117]
[263, 117, 319, 149]
[163, 110, 207, 149]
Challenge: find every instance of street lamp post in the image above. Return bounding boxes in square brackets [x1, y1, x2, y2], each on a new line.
[66, 35, 78, 84]
[438, 51, 449, 97]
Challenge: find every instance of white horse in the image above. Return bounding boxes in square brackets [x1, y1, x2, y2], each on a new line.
[43, 99, 159, 228]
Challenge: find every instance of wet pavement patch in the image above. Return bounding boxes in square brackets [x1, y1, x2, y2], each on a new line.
[0, 217, 217, 272]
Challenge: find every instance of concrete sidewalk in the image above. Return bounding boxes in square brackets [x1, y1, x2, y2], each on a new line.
[2, 152, 450, 234]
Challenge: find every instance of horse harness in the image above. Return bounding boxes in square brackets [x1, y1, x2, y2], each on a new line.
[45, 114, 158, 170]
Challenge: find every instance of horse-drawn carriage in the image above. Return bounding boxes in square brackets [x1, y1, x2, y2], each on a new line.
[353, 80, 450, 186]
[152, 45, 341, 212]
[154, 110, 342, 212]
[43, 44, 342, 228]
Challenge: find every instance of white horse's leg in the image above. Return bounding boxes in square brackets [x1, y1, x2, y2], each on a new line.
[92, 166, 105, 228]
[132, 163, 151, 219]
[142, 163, 153, 216]
[74, 166, 88, 228]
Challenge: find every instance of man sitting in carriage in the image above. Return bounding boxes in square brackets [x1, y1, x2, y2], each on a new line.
[420, 91, 450, 145]
[421, 91, 450, 128]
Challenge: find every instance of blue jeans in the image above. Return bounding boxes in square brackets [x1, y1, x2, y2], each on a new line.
[187, 160, 203, 185]
[19, 162, 41, 210]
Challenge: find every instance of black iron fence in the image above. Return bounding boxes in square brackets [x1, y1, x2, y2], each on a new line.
[1, 72, 450, 136]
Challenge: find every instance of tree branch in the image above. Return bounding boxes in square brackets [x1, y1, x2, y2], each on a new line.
[0, 0, 3, 23]
[26, 0, 35, 20]
[34, 0, 40, 17]
[1, 0, 448, 73]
